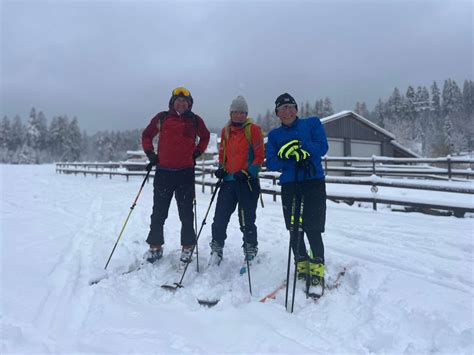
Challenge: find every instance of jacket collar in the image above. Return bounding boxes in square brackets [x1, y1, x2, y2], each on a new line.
[281, 116, 299, 129]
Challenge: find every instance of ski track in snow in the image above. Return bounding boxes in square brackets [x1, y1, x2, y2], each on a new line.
[1, 165, 473, 354]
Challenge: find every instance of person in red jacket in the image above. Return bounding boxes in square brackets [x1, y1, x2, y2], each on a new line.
[209, 96, 265, 267]
[142, 87, 210, 264]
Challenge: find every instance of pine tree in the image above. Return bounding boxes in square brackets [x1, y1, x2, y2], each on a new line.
[10, 115, 25, 153]
[372, 99, 386, 128]
[26, 107, 42, 150]
[405, 86, 418, 141]
[417, 86, 432, 156]
[443, 113, 454, 154]
[442, 79, 465, 152]
[322, 97, 334, 117]
[0, 116, 11, 149]
[354, 101, 369, 118]
[0, 116, 12, 162]
[314, 99, 324, 117]
[37, 111, 49, 151]
[462, 80, 474, 151]
[49, 116, 70, 161]
[385, 87, 404, 138]
[65, 117, 82, 161]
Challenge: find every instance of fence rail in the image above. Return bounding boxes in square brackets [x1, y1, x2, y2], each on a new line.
[56, 156, 474, 217]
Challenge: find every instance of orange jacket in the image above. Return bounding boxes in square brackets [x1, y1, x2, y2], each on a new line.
[218, 119, 265, 179]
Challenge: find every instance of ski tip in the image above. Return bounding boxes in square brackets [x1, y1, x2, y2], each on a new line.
[197, 299, 220, 307]
[88, 273, 108, 286]
[88, 278, 104, 286]
[308, 293, 323, 300]
[161, 282, 182, 291]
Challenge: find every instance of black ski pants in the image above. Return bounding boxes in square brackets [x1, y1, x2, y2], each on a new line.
[211, 179, 260, 248]
[281, 179, 326, 263]
[146, 167, 196, 247]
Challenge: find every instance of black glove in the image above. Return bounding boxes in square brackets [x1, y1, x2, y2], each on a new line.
[214, 168, 227, 179]
[192, 149, 202, 161]
[234, 170, 250, 182]
[293, 148, 311, 162]
[145, 151, 158, 172]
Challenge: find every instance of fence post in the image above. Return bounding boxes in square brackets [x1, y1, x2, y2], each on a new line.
[201, 165, 205, 193]
[372, 155, 376, 176]
[447, 155, 452, 180]
[324, 156, 328, 176]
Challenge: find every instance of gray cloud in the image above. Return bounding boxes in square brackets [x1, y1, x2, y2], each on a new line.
[1, 0, 472, 132]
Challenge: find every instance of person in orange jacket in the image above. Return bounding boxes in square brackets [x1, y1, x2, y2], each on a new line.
[209, 96, 265, 266]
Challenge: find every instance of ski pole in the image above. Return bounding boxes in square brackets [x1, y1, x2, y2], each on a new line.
[193, 158, 199, 272]
[239, 196, 253, 296]
[104, 169, 151, 270]
[285, 164, 300, 310]
[163, 179, 222, 289]
[284, 193, 297, 310]
[257, 177, 264, 208]
[194, 194, 199, 273]
[291, 191, 305, 313]
[290, 163, 307, 313]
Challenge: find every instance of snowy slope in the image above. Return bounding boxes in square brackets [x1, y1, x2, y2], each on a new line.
[1, 165, 473, 354]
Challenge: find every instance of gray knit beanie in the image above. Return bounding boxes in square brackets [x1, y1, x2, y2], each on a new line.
[230, 95, 249, 113]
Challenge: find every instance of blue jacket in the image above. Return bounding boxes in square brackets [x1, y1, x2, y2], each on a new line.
[266, 117, 328, 184]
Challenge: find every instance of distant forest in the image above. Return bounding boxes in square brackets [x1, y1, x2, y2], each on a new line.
[1, 78, 472, 163]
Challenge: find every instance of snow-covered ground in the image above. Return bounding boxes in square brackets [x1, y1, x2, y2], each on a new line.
[1, 165, 473, 354]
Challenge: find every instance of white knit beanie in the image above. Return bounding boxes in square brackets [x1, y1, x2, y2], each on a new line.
[230, 95, 248, 113]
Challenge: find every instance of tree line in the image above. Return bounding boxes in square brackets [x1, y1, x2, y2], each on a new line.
[0, 108, 141, 163]
[256, 78, 473, 157]
[1, 78, 472, 163]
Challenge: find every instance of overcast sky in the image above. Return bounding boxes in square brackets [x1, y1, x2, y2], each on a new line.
[1, 0, 472, 132]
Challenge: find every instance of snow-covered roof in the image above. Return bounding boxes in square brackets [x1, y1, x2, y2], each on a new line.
[390, 140, 422, 158]
[321, 111, 396, 140]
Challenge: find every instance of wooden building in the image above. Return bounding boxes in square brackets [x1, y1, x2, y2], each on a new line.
[321, 111, 419, 158]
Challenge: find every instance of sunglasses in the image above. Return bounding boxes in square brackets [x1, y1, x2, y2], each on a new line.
[172, 87, 191, 97]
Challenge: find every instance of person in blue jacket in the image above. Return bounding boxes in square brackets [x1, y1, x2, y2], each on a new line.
[265, 93, 329, 296]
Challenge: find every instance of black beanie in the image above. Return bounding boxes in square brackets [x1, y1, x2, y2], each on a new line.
[275, 93, 297, 114]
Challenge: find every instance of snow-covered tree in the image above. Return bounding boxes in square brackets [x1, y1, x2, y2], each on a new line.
[25, 107, 42, 150]
[49, 116, 70, 161]
[0, 116, 12, 162]
[354, 101, 369, 118]
[0, 116, 12, 149]
[322, 97, 334, 117]
[371, 99, 386, 127]
[63, 117, 82, 161]
[10, 115, 25, 153]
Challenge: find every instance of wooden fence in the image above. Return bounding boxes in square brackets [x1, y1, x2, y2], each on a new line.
[56, 156, 474, 217]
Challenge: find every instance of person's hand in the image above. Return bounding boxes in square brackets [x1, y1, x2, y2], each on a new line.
[192, 149, 202, 160]
[277, 140, 300, 160]
[145, 151, 158, 171]
[214, 168, 227, 179]
[234, 170, 250, 182]
[293, 148, 311, 162]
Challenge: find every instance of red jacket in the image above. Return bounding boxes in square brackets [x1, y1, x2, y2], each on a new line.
[219, 120, 265, 177]
[142, 109, 210, 169]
